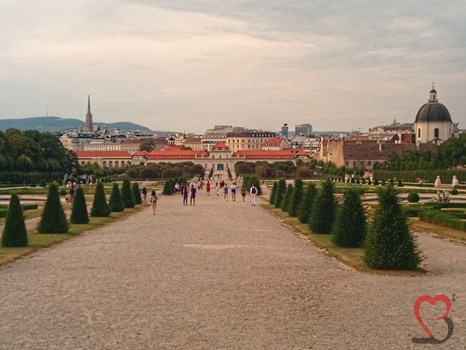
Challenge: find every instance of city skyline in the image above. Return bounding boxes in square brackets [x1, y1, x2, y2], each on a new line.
[0, 1, 465, 134]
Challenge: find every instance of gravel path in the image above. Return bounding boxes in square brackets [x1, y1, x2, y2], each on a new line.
[1, 192, 465, 349]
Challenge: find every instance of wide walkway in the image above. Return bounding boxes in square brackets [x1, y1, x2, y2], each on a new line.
[1, 192, 466, 349]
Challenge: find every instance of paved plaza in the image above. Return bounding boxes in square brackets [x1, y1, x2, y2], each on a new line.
[1, 192, 466, 349]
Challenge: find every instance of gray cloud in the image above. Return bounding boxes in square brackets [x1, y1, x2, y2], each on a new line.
[0, 0, 465, 132]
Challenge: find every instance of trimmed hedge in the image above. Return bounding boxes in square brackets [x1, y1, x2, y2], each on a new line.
[419, 210, 466, 231]
[407, 192, 420, 203]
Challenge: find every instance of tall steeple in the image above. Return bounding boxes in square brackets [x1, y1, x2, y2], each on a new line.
[85, 95, 93, 132]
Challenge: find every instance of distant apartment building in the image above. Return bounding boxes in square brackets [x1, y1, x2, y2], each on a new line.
[226, 131, 277, 152]
[295, 123, 312, 136]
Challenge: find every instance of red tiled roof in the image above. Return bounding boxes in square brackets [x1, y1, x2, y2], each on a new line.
[263, 137, 284, 146]
[75, 151, 132, 158]
[232, 150, 299, 159]
[211, 141, 230, 150]
[146, 145, 208, 159]
[133, 151, 149, 156]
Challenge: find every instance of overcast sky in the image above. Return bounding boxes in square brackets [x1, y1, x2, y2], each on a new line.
[0, 0, 465, 133]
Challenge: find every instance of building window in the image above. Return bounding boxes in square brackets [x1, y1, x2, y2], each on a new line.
[434, 128, 439, 138]
[353, 161, 357, 167]
[360, 161, 364, 166]
[217, 164, 224, 170]
[368, 161, 372, 166]
[418, 128, 421, 138]
[345, 161, 349, 167]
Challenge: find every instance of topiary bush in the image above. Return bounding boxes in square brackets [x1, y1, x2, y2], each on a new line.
[310, 178, 336, 234]
[163, 180, 172, 195]
[59, 188, 67, 196]
[364, 185, 422, 270]
[407, 192, 420, 203]
[288, 179, 304, 217]
[398, 179, 403, 187]
[281, 184, 294, 212]
[70, 187, 89, 224]
[90, 182, 111, 217]
[1, 194, 28, 247]
[38, 183, 69, 233]
[298, 183, 317, 224]
[132, 182, 142, 204]
[331, 187, 366, 247]
[109, 183, 125, 212]
[269, 181, 278, 205]
[451, 189, 459, 195]
[274, 179, 287, 208]
[121, 179, 135, 208]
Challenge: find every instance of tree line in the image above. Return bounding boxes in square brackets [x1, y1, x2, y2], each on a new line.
[270, 179, 422, 270]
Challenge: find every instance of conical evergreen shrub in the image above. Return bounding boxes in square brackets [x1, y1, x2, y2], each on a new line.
[38, 183, 68, 233]
[298, 183, 317, 224]
[121, 179, 135, 208]
[331, 187, 366, 247]
[70, 187, 89, 224]
[274, 179, 287, 208]
[109, 183, 125, 212]
[269, 181, 278, 204]
[1, 194, 28, 247]
[163, 180, 172, 195]
[309, 178, 336, 234]
[288, 179, 303, 217]
[364, 185, 422, 270]
[132, 182, 142, 205]
[90, 182, 111, 217]
[281, 184, 294, 212]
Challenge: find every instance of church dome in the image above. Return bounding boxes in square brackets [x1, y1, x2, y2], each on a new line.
[415, 102, 452, 123]
[415, 85, 452, 123]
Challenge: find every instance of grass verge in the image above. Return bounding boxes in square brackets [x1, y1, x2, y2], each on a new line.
[0, 205, 147, 267]
[410, 217, 466, 243]
[262, 203, 425, 276]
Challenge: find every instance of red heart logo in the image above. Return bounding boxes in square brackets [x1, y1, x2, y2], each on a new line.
[414, 295, 452, 338]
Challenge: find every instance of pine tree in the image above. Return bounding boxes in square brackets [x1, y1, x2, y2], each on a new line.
[288, 179, 304, 217]
[121, 179, 135, 208]
[274, 179, 287, 208]
[331, 187, 366, 247]
[281, 184, 294, 212]
[364, 184, 422, 270]
[38, 183, 69, 233]
[109, 183, 125, 212]
[309, 178, 336, 234]
[132, 182, 142, 205]
[1, 194, 28, 247]
[90, 182, 111, 217]
[269, 181, 278, 205]
[298, 183, 317, 224]
[70, 187, 89, 224]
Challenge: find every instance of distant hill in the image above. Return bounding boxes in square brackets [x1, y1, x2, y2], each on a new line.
[0, 116, 153, 133]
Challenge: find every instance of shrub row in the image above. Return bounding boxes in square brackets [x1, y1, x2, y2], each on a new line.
[419, 210, 466, 231]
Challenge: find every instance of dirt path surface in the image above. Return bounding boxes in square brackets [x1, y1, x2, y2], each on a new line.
[1, 192, 465, 349]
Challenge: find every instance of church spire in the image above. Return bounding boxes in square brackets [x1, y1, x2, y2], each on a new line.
[429, 83, 438, 102]
[85, 95, 94, 132]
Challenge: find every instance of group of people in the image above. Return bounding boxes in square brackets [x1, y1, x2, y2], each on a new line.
[141, 179, 259, 214]
[142, 187, 158, 215]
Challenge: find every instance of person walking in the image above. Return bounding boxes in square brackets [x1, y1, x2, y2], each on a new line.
[250, 184, 257, 206]
[142, 187, 148, 204]
[223, 183, 229, 201]
[230, 182, 237, 201]
[150, 190, 158, 215]
[241, 184, 247, 202]
[182, 184, 189, 206]
[190, 184, 197, 205]
[215, 182, 219, 196]
[206, 181, 211, 196]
